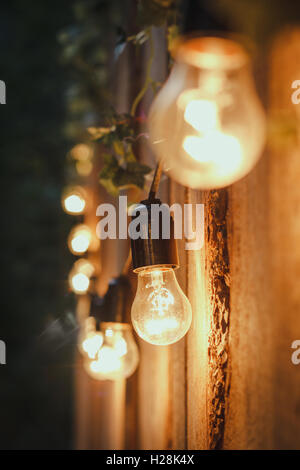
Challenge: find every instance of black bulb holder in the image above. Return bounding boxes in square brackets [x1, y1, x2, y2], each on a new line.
[130, 198, 179, 273]
[89, 276, 130, 326]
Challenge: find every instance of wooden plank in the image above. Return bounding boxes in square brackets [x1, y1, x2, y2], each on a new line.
[224, 160, 273, 449]
[169, 181, 188, 450]
[268, 28, 300, 450]
[137, 341, 171, 449]
[186, 189, 209, 450]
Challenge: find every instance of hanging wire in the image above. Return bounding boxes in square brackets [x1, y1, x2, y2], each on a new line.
[148, 160, 163, 200]
[122, 250, 132, 276]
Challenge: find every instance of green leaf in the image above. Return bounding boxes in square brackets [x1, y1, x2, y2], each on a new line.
[137, 0, 173, 28]
[127, 161, 151, 175]
[99, 178, 120, 197]
[99, 155, 119, 180]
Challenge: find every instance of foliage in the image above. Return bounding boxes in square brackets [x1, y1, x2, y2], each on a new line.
[60, 0, 181, 197]
[99, 1, 181, 196]
[88, 112, 151, 195]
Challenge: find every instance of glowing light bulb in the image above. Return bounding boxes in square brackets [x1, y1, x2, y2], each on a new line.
[70, 143, 92, 161]
[183, 98, 218, 132]
[82, 334, 103, 359]
[62, 186, 86, 215]
[149, 36, 266, 189]
[68, 224, 92, 255]
[76, 160, 93, 176]
[74, 259, 95, 277]
[78, 317, 103, 359]
[71, 272, 90, 294]
[84, 322, 139, 381]
[131, 268, 192, 346]
[89, 346, 122, 374]
[69, 259, 95, 294]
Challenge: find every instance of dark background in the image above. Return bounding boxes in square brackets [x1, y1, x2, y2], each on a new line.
[0, 0, 75, 450]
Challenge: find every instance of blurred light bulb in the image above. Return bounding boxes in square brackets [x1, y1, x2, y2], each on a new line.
[84, 322, 139, 381]
[62, 186, 87, 215]
[68, 224, 92, 255]
[74, 258, 95, 277]
[149, 36, 266, 189]
[65, 194, 85, 213]
[78, 317, 103, 359]
[82, 334, 103, 359]
[183, 98, 218, 132]
[90, 346, 122, 374]
[76, 160, 93, 176]
[70, 143, 92, 161]
[71, 272, 90, 294]
[131, 268, 192, 346]
[69, 259, 95, 294]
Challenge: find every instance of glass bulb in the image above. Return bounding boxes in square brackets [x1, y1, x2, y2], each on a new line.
[68, 224, 92, 255]
[70, 143, 92, 161]
[70, 272, 90, 294]
[84, 322, 139, 381]
[131, 267, 192, 346]
[78, 317, 103, 359]
[62, 186, 86, 215]
[149, 36, 266, 189]
[69, 259, 95, 294]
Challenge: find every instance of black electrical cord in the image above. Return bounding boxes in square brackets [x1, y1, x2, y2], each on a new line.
[148, 161, 163, 200]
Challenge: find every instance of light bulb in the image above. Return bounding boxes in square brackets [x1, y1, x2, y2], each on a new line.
[131, 267, 192, 346]
[70, 272, 90, 294]
[62, 186, 86, 215]
[73, 258, 95, 277]
[68, 224, 92, 255]
[149, 36, 266, 189]
[84, 322, 139, 380]
[69, 259, 95, 294]
[78, 316, 103, 359]
[70, 143, 92, 161]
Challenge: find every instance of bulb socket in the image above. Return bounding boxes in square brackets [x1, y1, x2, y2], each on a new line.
[130, 198, 179, 272]
[89, 276, 130, 325]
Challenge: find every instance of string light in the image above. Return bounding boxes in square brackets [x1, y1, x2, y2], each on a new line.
[70, 143, 92, 161]
[131, 267, 192, 346]
[78, 316, 103, 359]
[130, 198, 192, 346]
[69, 259, 95, 294]
[84, 322, 139, 380]
[70, 272, 90, 294]
[62, 186, 87, 215]
[149, 36, 266, 189]
[68, 224, 92, 255]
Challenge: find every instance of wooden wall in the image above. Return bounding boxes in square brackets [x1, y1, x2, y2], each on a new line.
[75, 27, 300, 450]
[134, 28, 300, 450]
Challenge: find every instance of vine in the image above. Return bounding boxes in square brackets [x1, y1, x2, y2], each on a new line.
[60, 0, 180, 197]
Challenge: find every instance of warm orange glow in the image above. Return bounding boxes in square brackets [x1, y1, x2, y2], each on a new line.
[76, 160, 93, 176]
[149, 36, 266, 189]
[84, 322, 139, 381]
[78, 317, 103, 359]
[182, 98, 218, 132]
[69, 258, 95, 295]
[144, 317, 179, 336]
[70, 272, 90, 294]
[70, 143, 92, 161]
[64, 194, 85, 213]
[82, 333, 103, 359]
[68, 225, 92, 255]
[62, 186, 87, 215]
[183, 132, 242, 171]
[73, 259, 95, 278]
[131, 268, 192, 346]
[90, 346, 122, 374]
